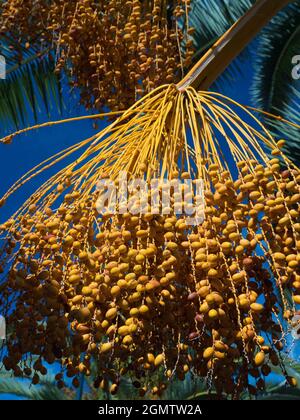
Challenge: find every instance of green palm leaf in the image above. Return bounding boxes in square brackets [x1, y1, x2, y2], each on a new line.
[251, 2, 300, 165]
[0, 35, 63, 134]
[187, 0, 254, 88]
[188, 1, 300, 165]
[0, 373, 70, 400]
[257, 393, 300, 400]
[189, 0, 254, 53]
[163, 374, 207, 400]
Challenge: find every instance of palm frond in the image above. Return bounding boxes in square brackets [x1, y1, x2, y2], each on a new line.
[187, 0, 254, 89]
[189, 0, 254, 51]
[257, 371, 300, 400]
[0, 372, 70, 400]
[251, 2, 300, 165]
[0, 36, 63, 134]
[259, 394, 300, 400]
[162, 374, 207, 400]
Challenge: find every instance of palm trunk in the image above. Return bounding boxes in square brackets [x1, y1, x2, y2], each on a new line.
[177, 0, 293, 91]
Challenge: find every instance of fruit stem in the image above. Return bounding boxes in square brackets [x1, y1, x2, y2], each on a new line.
[177, 0, 292, 91]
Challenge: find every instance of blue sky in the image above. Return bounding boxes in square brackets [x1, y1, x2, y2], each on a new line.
[0, 58, 254, 223]
[0, 57, 252, 400]
[1, 49, 299, 400]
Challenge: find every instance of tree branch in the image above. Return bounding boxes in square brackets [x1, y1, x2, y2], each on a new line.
[177, 0, 293, 91]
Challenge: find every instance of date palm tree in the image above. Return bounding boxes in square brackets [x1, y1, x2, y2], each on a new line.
[1, 357, 300, 400]
[0, 0, 300, 402]
[0, 0, 299, 165]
